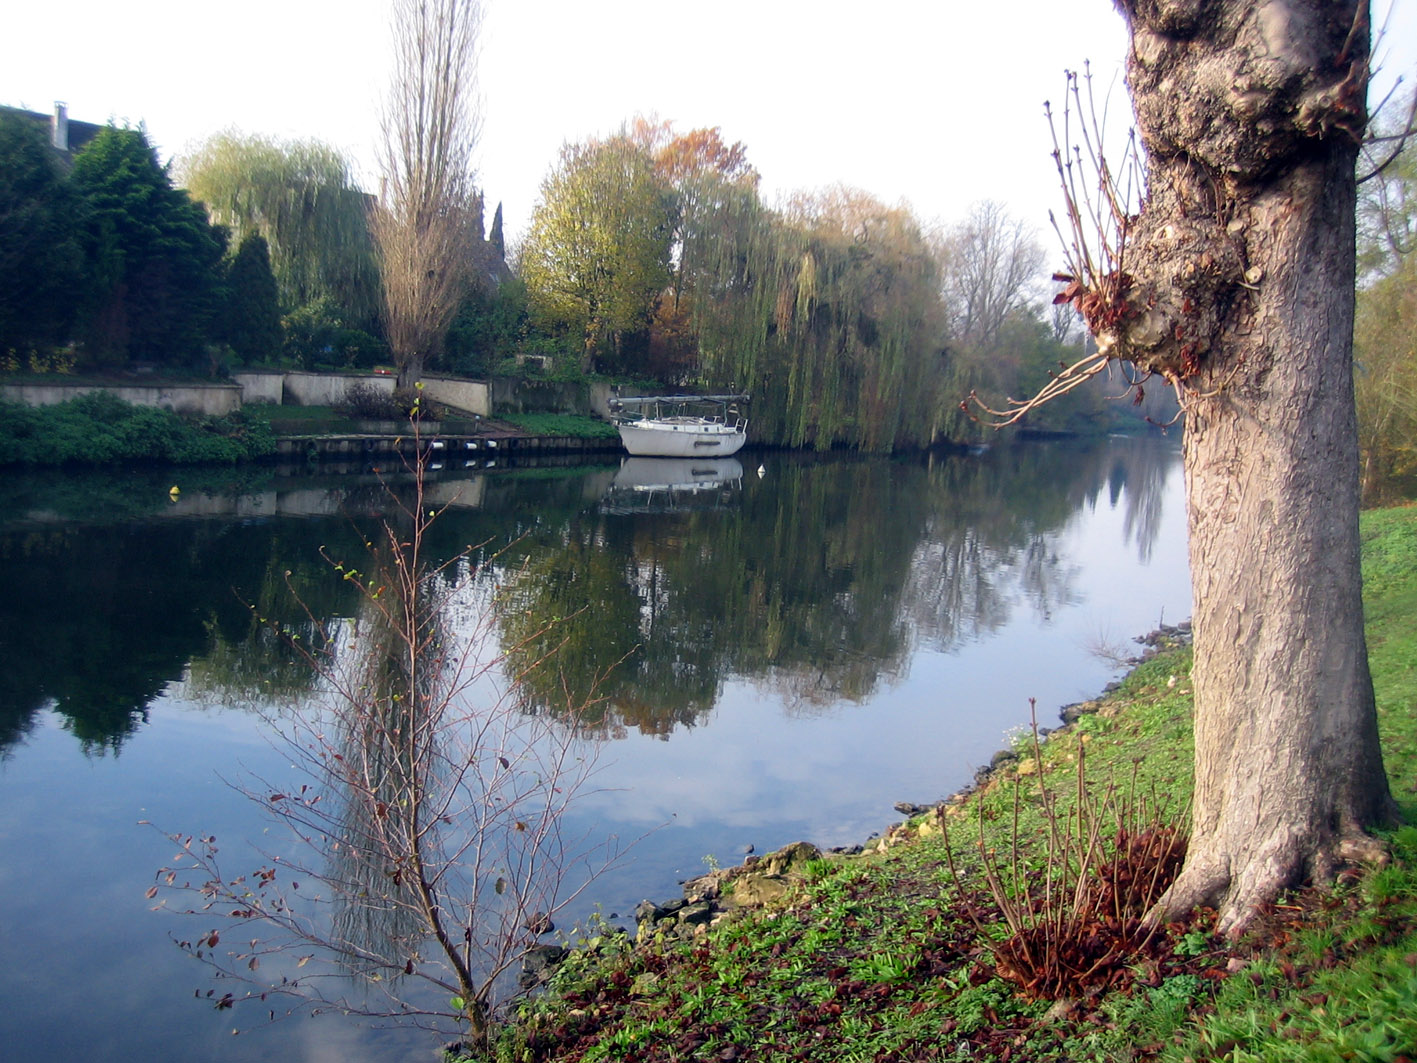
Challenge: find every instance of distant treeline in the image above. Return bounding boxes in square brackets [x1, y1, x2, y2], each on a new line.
[1, 109, 1167, 450]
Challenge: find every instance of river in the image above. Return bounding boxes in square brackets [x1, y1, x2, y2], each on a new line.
[0, 437, 1190, 1061]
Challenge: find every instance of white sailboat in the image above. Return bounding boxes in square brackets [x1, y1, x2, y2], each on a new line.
[608, 394, 749, 457]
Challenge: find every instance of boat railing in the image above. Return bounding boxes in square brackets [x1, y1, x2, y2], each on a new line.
[617, 412, 748, 432]
[609, 393, 749, 428]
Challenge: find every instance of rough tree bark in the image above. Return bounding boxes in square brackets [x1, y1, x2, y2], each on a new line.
[1098, 0, 1397, 934]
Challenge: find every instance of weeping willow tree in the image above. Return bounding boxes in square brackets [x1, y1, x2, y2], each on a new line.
[1353, 249, 1417, 499]
[180, 131, 380, 324]
[689, 186, 947, 450]
[677, 168, 779, 390]
[626, 120, 760, 379]
[516, 119, 949, 448]
[1353, 92, 1417, 501]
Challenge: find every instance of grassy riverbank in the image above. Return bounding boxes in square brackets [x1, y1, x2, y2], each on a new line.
[0, 395, 622, 467]
[0, 391, 277, 465]
[481, 504, 1417, 1063]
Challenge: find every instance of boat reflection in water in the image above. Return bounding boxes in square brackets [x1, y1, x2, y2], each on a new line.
[599, 457, 744, 514]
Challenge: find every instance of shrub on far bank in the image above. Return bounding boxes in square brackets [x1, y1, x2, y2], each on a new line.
[335, 380, 407, 422]
[0, 391, 276, 466]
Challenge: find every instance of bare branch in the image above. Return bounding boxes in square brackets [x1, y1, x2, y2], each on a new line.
[152, 417, 636, 1051]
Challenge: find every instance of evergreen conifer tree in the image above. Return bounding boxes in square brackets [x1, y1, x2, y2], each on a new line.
[0, 111, 86, 355]
[70, 126, 226, 366]
[222, 234, 283, 363]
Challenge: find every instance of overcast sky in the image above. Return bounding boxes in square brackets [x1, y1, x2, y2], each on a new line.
[3, 0, 1414, 249]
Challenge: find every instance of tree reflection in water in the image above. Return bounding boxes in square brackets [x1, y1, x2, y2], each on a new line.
[0, 440, 1186, 1063]
[0, 439, 1180, 753]
[153, 476, 626, 1050]
[499, 441, 1180, 732]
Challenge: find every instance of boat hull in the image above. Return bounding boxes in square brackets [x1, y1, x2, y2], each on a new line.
[616, 422, 746, 457]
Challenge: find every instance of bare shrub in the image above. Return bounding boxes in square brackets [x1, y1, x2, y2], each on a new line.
[338, 380, 405, 421]
[150, 418, 628, 1051]
[943, 700, 1188, 1001]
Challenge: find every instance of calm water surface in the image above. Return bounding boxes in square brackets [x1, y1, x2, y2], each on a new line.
[0, 439, 1191, 1061]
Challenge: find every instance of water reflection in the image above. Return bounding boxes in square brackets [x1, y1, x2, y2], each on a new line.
[498, 442, 1179, 735]
[0, 439, 1191, 1063]
[157, 527, 619, 1041]
[0, 516, 365, 752]
[322, 583, 445, 990]
[0, 440, 1183, 755]
[600, 457, 744, 514]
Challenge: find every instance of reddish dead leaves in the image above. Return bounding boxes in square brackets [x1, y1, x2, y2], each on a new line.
[991, 826, 1188, 1002]
[1053, 269, 1134, 334]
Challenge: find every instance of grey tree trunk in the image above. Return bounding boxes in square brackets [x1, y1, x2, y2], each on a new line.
[1106, 0, 1396, 933]
[397, 351, 426, 394]
[1173, 145, 1393, 933]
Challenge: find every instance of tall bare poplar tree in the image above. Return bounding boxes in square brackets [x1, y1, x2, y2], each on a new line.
[374, 0, 485, 391]
[1073, 1, 1395, 934]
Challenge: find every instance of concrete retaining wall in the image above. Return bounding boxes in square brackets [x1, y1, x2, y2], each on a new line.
[231, 371, 283, 404]
[490, 376, 590, 414]
[6, 371, 550, 424]
[485, 377, 610, 417]
[235, 371, 487, 414]
[588, 381, 613, 418]
[0, 382, 242, 416]
[280, 371, 396, 407]
[421, 375, 490, 416]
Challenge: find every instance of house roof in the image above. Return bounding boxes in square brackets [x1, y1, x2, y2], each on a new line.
[0, 103, 108, 163]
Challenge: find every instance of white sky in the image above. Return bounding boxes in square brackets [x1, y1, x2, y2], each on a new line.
[3, 1, 1414, 249]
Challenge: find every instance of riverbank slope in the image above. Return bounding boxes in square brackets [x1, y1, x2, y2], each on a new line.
[0, 391, 629, 467]
[484, 504, 1417, 1063]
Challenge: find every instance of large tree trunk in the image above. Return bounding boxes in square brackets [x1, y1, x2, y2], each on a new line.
[1171, 144, 1394, 934]
[396, 350, 426, 394]
[1107, 0, 1396, 934]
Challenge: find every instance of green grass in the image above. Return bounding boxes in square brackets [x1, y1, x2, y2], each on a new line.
[242, 404, 365, 436]
[1363, 505, 1417, 822]
[478, 504, 1417, 1063]
[500, 413, 620, 440]
[0, 391, 277, 465]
